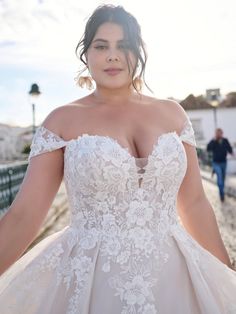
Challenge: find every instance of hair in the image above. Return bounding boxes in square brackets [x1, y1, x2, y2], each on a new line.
[75, 4, 151, 92]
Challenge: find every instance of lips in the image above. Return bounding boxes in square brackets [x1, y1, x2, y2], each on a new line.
[104, 68, 123, 76]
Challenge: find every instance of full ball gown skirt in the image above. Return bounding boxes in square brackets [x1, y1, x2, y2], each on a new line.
[0, 116, 236, 314]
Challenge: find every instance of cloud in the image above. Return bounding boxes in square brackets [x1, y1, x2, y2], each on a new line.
[0, 0, 91, 68]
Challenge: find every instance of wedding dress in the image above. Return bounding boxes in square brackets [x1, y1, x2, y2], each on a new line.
[0, 116, 236, 314]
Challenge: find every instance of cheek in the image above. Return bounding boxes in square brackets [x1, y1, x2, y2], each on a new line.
[87, 54, 100, 73]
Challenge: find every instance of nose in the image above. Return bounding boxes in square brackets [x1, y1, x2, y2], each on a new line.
[106, 49, 120, 62]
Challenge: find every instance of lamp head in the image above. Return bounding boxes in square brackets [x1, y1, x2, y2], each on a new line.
[29, 83, 41, 97]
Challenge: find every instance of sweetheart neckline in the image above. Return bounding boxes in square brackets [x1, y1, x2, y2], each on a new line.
[75, 131, 178, 162]
[70, 131, 179, 188]
[39, 125, 179, 162]
[36, 126, 184, 189]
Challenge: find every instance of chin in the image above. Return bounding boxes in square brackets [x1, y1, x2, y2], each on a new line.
[97, 81, 131, 90]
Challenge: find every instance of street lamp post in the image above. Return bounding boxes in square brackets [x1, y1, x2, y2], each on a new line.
[28, 83, 41, 135]
[206, 88, 221, 131]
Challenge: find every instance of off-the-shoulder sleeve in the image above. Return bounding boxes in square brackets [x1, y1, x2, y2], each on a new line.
[179, 116, 197, 147]
[28, 126, 67, 161]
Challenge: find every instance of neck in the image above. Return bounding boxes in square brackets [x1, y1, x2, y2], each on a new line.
[92, 86, 139, 106]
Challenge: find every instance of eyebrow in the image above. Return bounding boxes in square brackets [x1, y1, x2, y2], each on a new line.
[92, 38, 127, 44]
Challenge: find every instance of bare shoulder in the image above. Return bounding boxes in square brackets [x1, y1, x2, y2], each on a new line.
[142, 95, 183, 111]
[153, 97, 186, 118]
[143, 95, 188, 130]
[40, 98, 89, 136]
[40, 105, 68, 136]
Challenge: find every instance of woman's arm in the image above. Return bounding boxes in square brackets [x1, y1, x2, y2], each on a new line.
[177, 141, 234, 270]
[0, 122, 64, 276]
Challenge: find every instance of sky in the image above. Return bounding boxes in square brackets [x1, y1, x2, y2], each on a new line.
[0, 0, 235, 127]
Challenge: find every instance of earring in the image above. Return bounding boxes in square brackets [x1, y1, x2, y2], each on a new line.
[133, 76, 143, 92]
[74, 74, 94, 90]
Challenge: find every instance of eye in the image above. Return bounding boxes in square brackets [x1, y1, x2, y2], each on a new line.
[118, 43, 131, 50]
[94, 45, 107, 50]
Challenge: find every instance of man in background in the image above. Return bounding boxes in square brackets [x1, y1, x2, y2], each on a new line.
[207, 128, 234, 202]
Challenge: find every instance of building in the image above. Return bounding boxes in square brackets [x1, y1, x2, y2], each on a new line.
[179, 92, 236, 148]
[178, 92, 236, 174]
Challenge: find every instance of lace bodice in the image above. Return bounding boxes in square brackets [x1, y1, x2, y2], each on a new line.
[28, 117, 196, 206]
[28, 116, 197, 235]
[26, 116, 199, 313]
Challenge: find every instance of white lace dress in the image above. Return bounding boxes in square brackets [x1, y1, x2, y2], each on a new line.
[0, 117, 236, 314]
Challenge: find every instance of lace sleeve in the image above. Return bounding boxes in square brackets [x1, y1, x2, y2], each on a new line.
[179, 117, 197, 147]
[28, 126, 67, 161]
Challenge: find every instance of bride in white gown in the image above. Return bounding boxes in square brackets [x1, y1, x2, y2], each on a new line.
[0, 4, 236, 314]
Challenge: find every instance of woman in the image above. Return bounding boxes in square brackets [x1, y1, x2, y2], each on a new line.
[0, 4, 236, 314]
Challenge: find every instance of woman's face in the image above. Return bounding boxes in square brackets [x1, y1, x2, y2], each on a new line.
[86, 22, 137, 90]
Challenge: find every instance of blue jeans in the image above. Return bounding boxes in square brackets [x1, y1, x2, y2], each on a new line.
[212, 161, 227, 199]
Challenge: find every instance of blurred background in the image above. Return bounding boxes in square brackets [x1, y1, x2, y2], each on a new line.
[0, 0, 236, 159]
[0, 0, 236, 264]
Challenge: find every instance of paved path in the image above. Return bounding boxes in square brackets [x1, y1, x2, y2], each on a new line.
[201, 166, 236, 198]
[201, 179, 236, 267]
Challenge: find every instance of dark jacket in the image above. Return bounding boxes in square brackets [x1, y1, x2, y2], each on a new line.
[207, 138, 233, 163]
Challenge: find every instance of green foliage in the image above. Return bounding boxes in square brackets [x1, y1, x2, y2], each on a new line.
[22, 143, 31, 154]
